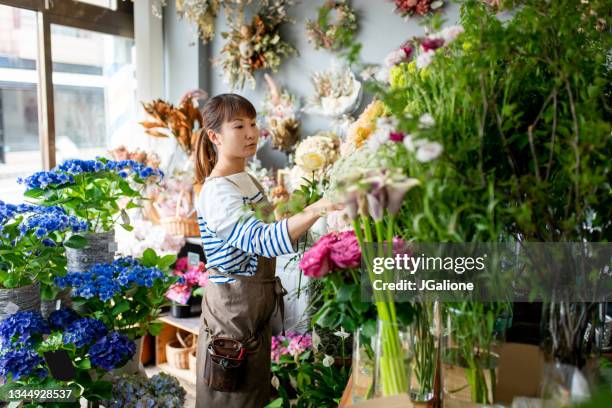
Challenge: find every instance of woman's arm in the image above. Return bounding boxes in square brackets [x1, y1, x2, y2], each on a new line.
[286, 198, 344, 242]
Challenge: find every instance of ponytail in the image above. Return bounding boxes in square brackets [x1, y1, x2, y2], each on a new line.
[194, 128, 217, 184]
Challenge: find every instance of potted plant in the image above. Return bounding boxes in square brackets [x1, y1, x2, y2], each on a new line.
[0, 309, 136, 405]
[166, 255, 208, 318]
[0, 201, 88, 319]
[54, 249, 177, 374]
[18, 158, 163, 273]
[103, 372, 186, 408]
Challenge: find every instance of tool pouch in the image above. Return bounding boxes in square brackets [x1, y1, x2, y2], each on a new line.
[203, 337, 246, 392]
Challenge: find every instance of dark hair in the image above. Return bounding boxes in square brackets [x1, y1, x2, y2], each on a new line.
[194, 93, 256, 184]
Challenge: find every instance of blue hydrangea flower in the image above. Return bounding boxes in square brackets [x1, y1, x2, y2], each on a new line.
[0, 347, 47, 381]
[89, 332, 135, 370]
[63, 318, 108, 348]
[19, 158, 162, 191]
[48, 308, 80, 330]
[112, 257, 141, 268]
[0, 311, 50, 349]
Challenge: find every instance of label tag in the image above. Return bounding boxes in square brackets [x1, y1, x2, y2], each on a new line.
[187, 252, 200, 266]
[4, 302, 19, 315]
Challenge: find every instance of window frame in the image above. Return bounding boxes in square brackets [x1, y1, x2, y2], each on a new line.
[0, 0, 134, 169]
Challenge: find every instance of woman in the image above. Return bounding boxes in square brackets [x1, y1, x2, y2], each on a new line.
[194, 93, 341, 408]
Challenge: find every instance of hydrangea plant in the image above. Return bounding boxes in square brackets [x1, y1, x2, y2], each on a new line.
[19, 158, 163, 233]
[0, 310, 136, 405]
[55, 249, 177, 339]
[104, 372, 186, 408]
[0, 200, 87, 294]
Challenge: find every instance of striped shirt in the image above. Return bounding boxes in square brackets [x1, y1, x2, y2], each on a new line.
[196, 172, 296, 284]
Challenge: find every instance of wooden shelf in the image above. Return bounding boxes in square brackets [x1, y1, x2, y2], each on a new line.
[159, 314, 201, 335]
[155, 313, 201, 385]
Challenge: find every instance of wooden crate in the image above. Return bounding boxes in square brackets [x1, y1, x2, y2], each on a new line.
[155, 314, 201, 384]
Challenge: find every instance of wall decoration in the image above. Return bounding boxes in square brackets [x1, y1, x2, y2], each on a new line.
[217, 0, 298, 89]
[305, 0, 361, 64]
[261, 74, 301, 153]
[174, 0, 252, 43]
[304, 64, 362, 117]
[390, 0, 445, 18]
[140, 90, 206, 156]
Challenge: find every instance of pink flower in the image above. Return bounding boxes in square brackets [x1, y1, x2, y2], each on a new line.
[175, 257, 188, 272]
[299, 234, 335, 278]
[389, 132, 405, 142]
[330, 231, 362, 269]
[421, 38, 444, 52]
[198, 270, 209, 287]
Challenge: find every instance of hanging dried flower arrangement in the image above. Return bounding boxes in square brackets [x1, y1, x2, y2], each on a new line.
[216, 0, 298, 89]
[390, 0, 445, 18]
[174, 0, 251, 43]
[305, 0, 360, 63]
[260, 74, 301, 153]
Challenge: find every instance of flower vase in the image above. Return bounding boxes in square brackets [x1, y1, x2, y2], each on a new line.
[540, 360, 591, 407]
[410, 302, 440, 403]
[65, 231, 116, 273]
[374, 319, 412, 398]
[0, 282, 40, 321]
[440, 304, 506, 405]
[352, 326, 376, 403]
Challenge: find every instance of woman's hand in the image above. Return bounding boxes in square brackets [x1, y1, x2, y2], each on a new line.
[306, 197, 345, 217]
[286, 198, 345, 243]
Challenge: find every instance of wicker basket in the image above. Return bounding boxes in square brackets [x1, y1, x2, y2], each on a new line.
[150, 190, 200, 237]
[166, 331, 195, 369]
[189, 348, 197, 376]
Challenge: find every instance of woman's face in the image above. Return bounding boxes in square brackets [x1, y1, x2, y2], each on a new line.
[210, 115, 259, 159]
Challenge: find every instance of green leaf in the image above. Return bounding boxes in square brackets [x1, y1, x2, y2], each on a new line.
[77, 358, 91, 370]
[112, 299, 130, 315]
[63, 235, 88, 249]
[141, 248, 158, 266]
[24, 188, 45, 198]
[120, 223, 134, 231]
[148, 322, 163, 336]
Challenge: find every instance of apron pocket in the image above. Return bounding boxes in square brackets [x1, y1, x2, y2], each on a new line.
[203, 337, 247, 392]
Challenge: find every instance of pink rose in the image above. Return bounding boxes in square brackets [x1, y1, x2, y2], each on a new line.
[421, 38, 445, 52]
[330, 231, 362, 269]
[198, 270, 209, 287]
[299, 234, 335, 278]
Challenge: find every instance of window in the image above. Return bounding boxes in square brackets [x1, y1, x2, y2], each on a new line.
[51, 24, 136, 162]
[0, 5, 40, 202]
[0, 0, 134, 203]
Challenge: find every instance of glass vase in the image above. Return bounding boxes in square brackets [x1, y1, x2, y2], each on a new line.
[410, 302, 440, 403]
[374, 318, 412, 398]
[351, 326, 376, 403]
[440, 303, 509, 405]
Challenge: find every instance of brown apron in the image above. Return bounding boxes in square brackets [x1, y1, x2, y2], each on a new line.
[196, 175, 288, 408]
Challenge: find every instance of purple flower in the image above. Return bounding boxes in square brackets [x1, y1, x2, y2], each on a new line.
[48, 308, 80, 330]
[0, 348, 47, 380]
[0, 311, 50, 349]
[64, 318, 108, 348]
[89, 332, 135, 370]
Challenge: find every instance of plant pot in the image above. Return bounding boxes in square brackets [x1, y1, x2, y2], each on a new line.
[0, 282, 40, 321]
[65, 231, 116, 273]
[40, 289, 73, 319]
[110, 336, 144, 376]
[171, 301, 192, 318]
